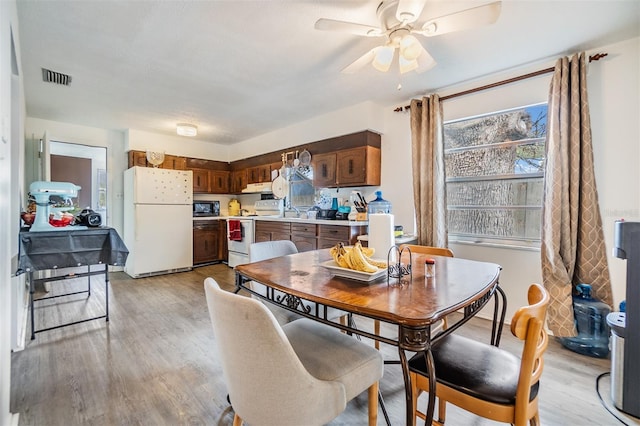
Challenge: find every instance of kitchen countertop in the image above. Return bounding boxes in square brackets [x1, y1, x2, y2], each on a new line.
[193, 215, 367, 226]
[357, 234, 418, 245]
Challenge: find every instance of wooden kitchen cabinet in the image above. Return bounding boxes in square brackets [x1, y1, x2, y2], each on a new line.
[128, 151, 148, 168]
[312, 146, 380, 188]
[193, 220, 227, 265]
[312, 152, 337, 188]
[231, 169, 248, 193]
[254, 221, 291, 243]
[291, 223, 317, 252]
[127, 150, 186, 169]
[336, 146, 380, 186]
[161, 154, 186, 170]
[248, 164, 271, 184]
[210, 170, 230, 194]
[192, 169, 210, 193]
[191, 169, 230, 194]
[317, 224, 366, 249]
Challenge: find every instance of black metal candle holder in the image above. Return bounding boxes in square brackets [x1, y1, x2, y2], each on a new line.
[387, 246, 412, 285]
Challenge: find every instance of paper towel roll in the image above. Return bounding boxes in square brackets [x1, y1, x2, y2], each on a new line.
[369, 213, 395, 260]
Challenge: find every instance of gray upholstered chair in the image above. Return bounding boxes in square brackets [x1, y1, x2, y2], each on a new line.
[248, 240, 347, 325]
[204, 277, 383, 426]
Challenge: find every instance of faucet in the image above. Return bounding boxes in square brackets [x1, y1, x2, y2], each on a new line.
[290, 206, 301, 217]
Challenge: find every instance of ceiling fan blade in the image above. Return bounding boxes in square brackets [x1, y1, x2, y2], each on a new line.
[416, 1, 502, 37]
[315, 18, 383, 37]
[341, 47, 378, 74]
[396, 0, 426, 24]
[414, 46, 436, 74]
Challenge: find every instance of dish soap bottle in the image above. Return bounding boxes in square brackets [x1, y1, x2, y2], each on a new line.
[228, 199, 241, 217]
[559, 283, 611, 358]
[368, 191, 391, 214]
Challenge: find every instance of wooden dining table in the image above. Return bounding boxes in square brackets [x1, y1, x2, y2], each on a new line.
[235, 248, 503, 426]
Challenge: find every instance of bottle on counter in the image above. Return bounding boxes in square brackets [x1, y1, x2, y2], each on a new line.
[228, 199, 241, 216]
[368, 191, 391, 214]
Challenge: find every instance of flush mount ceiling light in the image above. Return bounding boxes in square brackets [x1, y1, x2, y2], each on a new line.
[177, 123, 198, 137]
[315, 0, 502, 74]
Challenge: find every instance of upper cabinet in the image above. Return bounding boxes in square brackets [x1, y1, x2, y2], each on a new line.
[127, 130, 382, 192]
[186, 158, 230, 194]
[312, 152, 337, 188]
[230, 169, 248, 193]
[210, 170, 230, 194]
[248, 164, 271, 184]
[192, 169, 211, 193]
[313, 146, 380, 188]
[128, 151, 186, 170]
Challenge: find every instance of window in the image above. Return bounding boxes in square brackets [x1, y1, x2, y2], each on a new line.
[444, 103, 547, 247]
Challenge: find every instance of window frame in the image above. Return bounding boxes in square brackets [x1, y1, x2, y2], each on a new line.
[444, 102, 547, 249]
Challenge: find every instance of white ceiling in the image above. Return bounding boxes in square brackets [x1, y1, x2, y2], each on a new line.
[16, 0, 640, 145]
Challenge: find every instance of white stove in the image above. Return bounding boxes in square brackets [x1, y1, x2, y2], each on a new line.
[254, 199, 284, 217]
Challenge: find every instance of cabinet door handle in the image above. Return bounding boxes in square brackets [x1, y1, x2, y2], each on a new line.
[348, 159, 353, 174]
[322, 164, 327, 178]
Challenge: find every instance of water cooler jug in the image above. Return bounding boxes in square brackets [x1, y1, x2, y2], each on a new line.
[559, 283, 611, 358]
[611, 220, 640, 418]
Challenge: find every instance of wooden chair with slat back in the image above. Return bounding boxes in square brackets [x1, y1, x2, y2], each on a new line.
[373, 245, 454, 349]
[408, 283, 550, 426]
[397, 244, 455, 258]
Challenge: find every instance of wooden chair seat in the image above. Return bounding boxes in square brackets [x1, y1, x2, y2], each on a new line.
[409, 334, 539, 405]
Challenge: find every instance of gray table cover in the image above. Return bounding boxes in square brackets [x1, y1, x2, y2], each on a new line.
[17, 227, 129, 273]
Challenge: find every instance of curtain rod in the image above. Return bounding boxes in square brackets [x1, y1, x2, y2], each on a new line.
[394, 52, 608, 112]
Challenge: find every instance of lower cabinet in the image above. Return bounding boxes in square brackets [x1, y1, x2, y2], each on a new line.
[255, 220, 366, 252]
[317, 224, 367, 249]
[193, 220, 228, 265]
[255, 221, 291, 243]
[291, 223, 317, 252]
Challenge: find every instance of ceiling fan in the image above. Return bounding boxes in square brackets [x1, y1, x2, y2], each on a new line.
[315, 0, 502, 74]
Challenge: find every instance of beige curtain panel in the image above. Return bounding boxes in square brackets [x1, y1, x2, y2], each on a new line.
[541, 52, 613, 337]
[409, 95, 447, 248]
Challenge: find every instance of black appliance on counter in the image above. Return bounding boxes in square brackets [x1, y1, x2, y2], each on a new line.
[193, 201, 220, 217]
[75, 208, 102, 227]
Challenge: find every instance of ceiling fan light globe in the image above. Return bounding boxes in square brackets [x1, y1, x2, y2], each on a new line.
[372, 46, 395, 72]
[400, 35, 421, 60]
[399, 56, 418, 74]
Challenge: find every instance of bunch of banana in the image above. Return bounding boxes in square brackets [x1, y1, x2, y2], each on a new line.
[329, 242, 388, 273]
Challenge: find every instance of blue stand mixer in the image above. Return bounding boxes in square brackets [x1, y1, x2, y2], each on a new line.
[29, 181, 82, 232]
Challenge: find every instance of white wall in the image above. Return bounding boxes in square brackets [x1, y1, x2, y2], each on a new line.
[1, 0, 21, 422]
[125, 129, 231, 161]
[230, 101, 385, 161]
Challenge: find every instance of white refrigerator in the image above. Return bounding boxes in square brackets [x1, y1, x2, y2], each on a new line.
[124, 166, 193, 278]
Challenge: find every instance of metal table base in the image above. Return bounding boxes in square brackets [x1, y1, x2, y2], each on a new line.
[29, 264, 109, 340]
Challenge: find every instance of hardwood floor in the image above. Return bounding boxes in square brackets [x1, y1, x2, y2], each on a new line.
[10, 264, 637, 425]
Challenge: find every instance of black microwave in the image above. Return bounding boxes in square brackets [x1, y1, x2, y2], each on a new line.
[193, 201, 220, 217]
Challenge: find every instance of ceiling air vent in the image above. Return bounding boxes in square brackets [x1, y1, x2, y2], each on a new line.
[42, 68, 72, 86]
